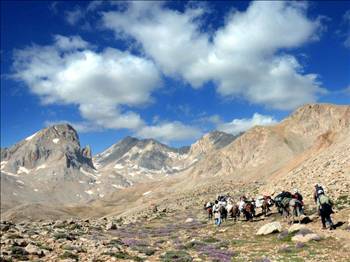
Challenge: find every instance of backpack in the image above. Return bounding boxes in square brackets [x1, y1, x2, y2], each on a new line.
[281, 197, 291, 207]
[319, 195, 331, 206]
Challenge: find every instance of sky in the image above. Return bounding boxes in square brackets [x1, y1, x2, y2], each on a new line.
[1, 1, 349, 154]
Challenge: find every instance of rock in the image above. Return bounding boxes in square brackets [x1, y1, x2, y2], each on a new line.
[11, 246, 28, 256]
[185, 218, 194, 223]
[14, 239, 27, 247]
[256, 222, 282, 235]
[292, 233, 321, 243]
[309, 214, 318, 221]
[25, 243, 43, 256]
[300, 215, 312, 224]
[277, 230, 289, 240]
[288, 224, 307, 234]
[278, 244, 293, 253]
[295, 242, 306, 249]
[106, 222, 117, 230]
[295, 228, 314, 236]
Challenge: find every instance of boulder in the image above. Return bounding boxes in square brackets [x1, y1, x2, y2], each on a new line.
[25, 243, 43, 256]
[292, 233, 321, 243]
[185, 218, 194, 223]
[288, 224, 306, 234]
[256, 222, 282, 235]
[106, 222, 117, 230]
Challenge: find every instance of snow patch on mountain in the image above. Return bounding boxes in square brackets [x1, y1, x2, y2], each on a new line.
[112, 184, 125, 189]
[25, 132, 37, 141]
[17, 166, 30, 174]
[52, 138, 60, 144]
[80, 167, 97, 179]
[36, 164, 47, 170]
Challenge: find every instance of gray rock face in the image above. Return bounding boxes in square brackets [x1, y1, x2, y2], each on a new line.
[1, 124, 97, 208]
[207, 131, 238, 150]
[94, 137, 190, 172]
[1, 124, 94, 173]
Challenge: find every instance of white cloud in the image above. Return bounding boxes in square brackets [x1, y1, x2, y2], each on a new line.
[53, 35, 90, 50]
[44, 120, 102, 133]
[12, 35, 160, 131]
[12, 35, 202, 143]
[65, 8, 84, 25]
[217, 113, 278, 135]
[136, 122, 202, 142]
[102, 1, 325, 110]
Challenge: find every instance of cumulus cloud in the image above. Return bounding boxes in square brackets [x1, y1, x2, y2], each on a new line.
[136, 122, 202, 142]
[44, 120, 102, 133]
[12, 35, 201, 142]
[102, 1, 325, 110]
[217, 113, 278, 135]
[12, 35, 159, 130]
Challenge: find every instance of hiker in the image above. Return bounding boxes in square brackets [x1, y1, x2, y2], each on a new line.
[317, 190, 335, 230]
[212, 200, 222, 226]
[238, 196, 246, 213]
[292, 189, 304, 215]
[314, 184, 324, 203]
[205, 201, 213, 220]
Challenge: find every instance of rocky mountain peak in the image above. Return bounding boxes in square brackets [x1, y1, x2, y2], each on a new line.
[188, 130, 237, 160]
[1, 124, 94, 174]
[281, 103, 350, 135]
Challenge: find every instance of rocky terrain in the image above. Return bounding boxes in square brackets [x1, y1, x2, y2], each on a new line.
[1, 197, 350, 262]
[1, 103, 350, 261]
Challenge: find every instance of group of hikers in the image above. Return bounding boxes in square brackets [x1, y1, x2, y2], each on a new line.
[204, 184, 335, 230]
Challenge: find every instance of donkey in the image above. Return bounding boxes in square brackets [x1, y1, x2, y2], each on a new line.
[281, 198, 303, 224]
[219, 205, 228, 222]
[242, 202, 255, 221]
[228, 204, 240, 221]
[261, 197, 274, 217]
[204, 202, 213, 220]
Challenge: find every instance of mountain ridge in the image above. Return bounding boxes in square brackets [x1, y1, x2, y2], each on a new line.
[1, 103, 349, 221]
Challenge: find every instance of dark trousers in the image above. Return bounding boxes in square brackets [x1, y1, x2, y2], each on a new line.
[320, 204, 333, 228]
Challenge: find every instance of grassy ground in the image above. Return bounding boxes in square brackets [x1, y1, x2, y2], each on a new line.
[104, 207, 350, 262]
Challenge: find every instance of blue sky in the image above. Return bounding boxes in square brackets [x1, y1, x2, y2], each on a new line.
[1, 1, 349, 154]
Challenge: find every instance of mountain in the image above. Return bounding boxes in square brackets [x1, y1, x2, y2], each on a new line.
[93, 131, 236, 185]
[0, 124, 99, 210]
[0, 124, 237, 213]
[183, 104, 350, 180]
[1, 103, 349, 222]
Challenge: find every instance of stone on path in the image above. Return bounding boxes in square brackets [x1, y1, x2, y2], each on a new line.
[25, 243, 43, 256]
[292, 233, 322, 243]
[256, 222, 282, 235]
[185, 218, 194, 223]
[288, 224, 307, 234]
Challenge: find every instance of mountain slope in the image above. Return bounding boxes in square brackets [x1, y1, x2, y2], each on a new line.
[93, 131, 237, 186]
[184, 104, 350, 179]
[1, 103, 349, 222]
[0, 124, 99, 211]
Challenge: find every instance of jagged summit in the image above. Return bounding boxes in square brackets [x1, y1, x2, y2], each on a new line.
[0, 124, 97, 207]
[1, 124, 93, 173]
